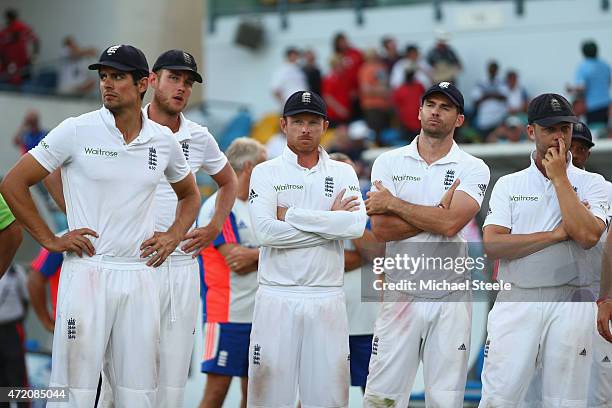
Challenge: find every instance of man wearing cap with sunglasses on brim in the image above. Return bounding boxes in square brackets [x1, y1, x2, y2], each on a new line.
[363, 82, 490, 407]
[480, 94, 608, 407]
[0, 44, 201, 407]
[246, 90, 366, 407]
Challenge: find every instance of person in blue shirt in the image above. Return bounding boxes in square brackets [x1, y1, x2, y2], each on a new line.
[568, 40, 611, 126]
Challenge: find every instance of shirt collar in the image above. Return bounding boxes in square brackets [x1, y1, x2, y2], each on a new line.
[528, 150, 576, 180]
[403, 135, 462, 165]
[142, 103, 191, 142]
[282, 145, 329, 170]
[99, 105, 153, 145]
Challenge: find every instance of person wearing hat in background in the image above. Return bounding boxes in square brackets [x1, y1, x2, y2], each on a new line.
[426, 30, 462, 84]
[0, 44, 201, 407]
[247, 90, 366, 407]
[363, 81, 490, 407]
[480, 94, 607, 407]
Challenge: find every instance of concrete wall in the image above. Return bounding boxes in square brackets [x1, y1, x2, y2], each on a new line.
[205, 0, 612, 117]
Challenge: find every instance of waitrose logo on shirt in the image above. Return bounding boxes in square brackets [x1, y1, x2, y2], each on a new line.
[84, 147, 118, 157]
[273, 183, 304, 192]
[510, 195, 539, 202]
[392, 174, 421, 182]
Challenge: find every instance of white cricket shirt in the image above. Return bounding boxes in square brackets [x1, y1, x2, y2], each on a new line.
[143, 104, 227, 256]
[484, 152, 609, 288]
[29, 107, 191, 257]
[249, 147, 367, 287]
[371, 136, 491, 298]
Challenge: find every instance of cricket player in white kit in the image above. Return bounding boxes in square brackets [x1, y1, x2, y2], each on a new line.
[363, 82, 490, 407]
[145, 49, 237, 407]
[480, 94, 608, 407]
[0, 44, 201, 407]
[247, 90, 367, 408]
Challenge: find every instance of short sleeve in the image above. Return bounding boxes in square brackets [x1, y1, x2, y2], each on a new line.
[200, 128, 228, 176]
[456, 159, 490, 208]
[584, 174, 609, 223]
[164, 138, 191, 183]
[575, 63, 587, 87]
[483, 177, 512, 229]
[29, 117, 76, 173]
[370, 153, 398, 196]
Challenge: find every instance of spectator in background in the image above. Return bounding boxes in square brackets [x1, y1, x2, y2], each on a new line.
[0, 262, 29, 400]
[12, 110, 47, 155]
[301, 48, 321, 96]
[426, 30, 462, 84]
[486, 115, 527, 143]
[471, 60, 507, 140]
[568, 40, 611, 126]
[391, 44, 432, 89]
[57, 36, 97, 96]
[0, 8, 38, 85]
[333, 32, 364, 120]
[330, 120, 371, 163]
[323, 54, 352, 127]
[501, 70, 529, 115]
[270, 46, 307, 107]
[392, 68, 425, 142]
[380, 36, 401, 74]
[358, 49, 392, 145]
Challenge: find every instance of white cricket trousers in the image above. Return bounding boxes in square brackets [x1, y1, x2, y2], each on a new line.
[363, 292, 472, 408]
[97, 255, 200, 408]
[47, 255, 161, 408]
[247, 285, 350, 408]
[479, 286, 596, 408]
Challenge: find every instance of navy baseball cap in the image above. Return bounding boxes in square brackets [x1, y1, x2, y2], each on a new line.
[528, 93, 578, 126]
[88, 44, 149, 74]
[572, 121, 594, 148]
[421, 81, 464, 113]
[283, 91, 327, 118]
[152, 49, 202, 83]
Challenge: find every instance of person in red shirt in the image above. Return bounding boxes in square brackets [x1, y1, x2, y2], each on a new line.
[333, 32, 364, 120]
[322, 54, 352, 127]
[392, 68, 425, 142]
[0, 9, 39, 85]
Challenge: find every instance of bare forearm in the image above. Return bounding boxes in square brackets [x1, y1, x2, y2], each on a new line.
[209, 182, 237, 233]
[1, 178, 55, 247]
[601, 230, 612, 300]
[554, 177, 603, 248]
[169, 193, 200, 238]
[371, 214, 421, 242]
[345, 249, 364, 271]
[28, 277, 54, 329]
[43, 169, 66, 213]
[387, 197, 459, 237]
[484, 231, 563, 260]
[0, 221, 22, 277]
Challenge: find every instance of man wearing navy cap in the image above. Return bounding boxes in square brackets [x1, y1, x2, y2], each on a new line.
[147, 49, 237, 407]
[1, 44, 201, 407]
[362, 81, 490, 406]
[247, 90, 366, 407]
[480, 94, 607, 407]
